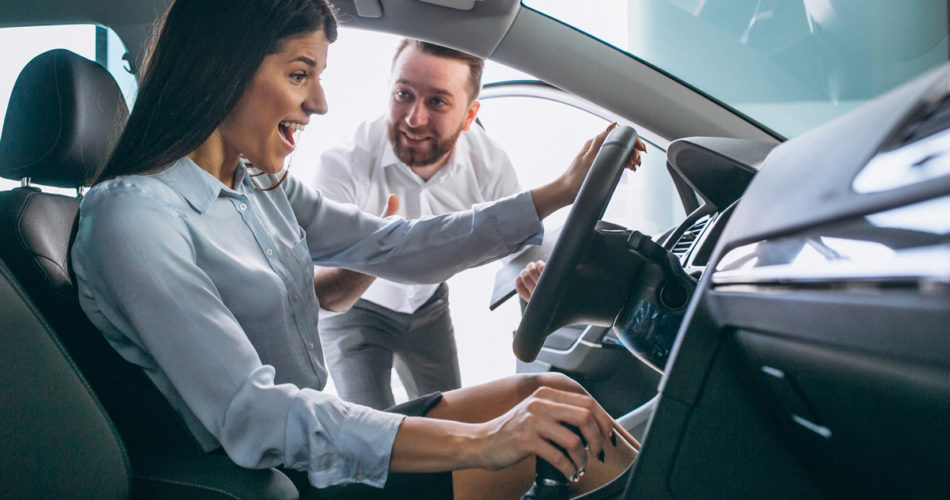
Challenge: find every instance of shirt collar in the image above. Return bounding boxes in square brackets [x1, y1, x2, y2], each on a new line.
[157, 157, 247, 213]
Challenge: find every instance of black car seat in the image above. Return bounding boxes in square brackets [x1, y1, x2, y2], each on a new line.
[0, 258, 130, 497]
[0, 49, 297, 499]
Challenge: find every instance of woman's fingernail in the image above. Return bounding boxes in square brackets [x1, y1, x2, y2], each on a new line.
[610, 430, 618, 447]
[598, 450, 606, 463]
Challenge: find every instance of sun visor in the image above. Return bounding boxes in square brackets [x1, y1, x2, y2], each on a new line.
[417, 0, 484, 11]
[353, 0, 382, 17]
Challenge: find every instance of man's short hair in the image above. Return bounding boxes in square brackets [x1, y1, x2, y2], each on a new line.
[392, 39, 485, 102]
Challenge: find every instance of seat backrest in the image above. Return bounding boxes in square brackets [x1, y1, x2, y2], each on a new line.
[0, 49, 199, 455]
[0, 258, 131, 497]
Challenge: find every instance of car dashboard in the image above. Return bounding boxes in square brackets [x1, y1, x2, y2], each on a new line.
[620, 63, 950, 499]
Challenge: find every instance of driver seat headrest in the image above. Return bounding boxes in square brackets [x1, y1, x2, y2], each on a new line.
[0, 49, 129, 188]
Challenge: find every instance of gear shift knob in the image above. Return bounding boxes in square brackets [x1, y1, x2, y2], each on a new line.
[521, 454, 570, 500]
[521, 424, 582, 500]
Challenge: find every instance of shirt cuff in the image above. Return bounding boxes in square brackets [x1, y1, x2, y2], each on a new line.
[307, 402, 404, 489]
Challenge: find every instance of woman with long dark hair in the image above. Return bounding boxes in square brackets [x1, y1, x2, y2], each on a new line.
[73, 0, 644, 497]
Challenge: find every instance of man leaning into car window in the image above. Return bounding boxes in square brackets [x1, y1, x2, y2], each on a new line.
[310, 40, 521, 409]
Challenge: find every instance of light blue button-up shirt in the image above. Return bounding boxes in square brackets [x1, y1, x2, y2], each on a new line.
[72, 157, 542, 488]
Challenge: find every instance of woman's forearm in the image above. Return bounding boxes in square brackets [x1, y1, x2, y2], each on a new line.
[389, 417, 485, 473]
[387, 374, 637, 484]
[529, 178, 573, 221]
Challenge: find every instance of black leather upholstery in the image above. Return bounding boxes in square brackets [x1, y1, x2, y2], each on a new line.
[0, 49, 298, 499]
[0, 187, 205, 454]
[0, 258, 131, 498]
[0, 49, 127, 187]
[0, 49, 196, 455]
[0, 189, 79, 300]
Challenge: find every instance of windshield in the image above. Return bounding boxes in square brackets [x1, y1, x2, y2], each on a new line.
[523, 0, 950, 138]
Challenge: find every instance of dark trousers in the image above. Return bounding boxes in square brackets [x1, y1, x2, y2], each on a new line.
[320, 283, 461, 409]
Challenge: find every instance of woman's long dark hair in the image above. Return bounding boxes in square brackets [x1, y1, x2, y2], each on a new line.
[96, 0, 337, 183]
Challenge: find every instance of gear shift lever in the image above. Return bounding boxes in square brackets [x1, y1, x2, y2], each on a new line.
[521, 425, 584, 500]
[521, 454, 570, 500]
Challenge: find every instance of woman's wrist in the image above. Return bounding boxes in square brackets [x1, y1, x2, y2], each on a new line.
[530, 177, 574, 221]
[390, 417, 487, 472]
[456, 421, 493, 469]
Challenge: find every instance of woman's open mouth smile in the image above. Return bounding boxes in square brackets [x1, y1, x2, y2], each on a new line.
[278, 121, 305, 151]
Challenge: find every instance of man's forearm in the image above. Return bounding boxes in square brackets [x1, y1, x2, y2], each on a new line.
[313, 268, 377, 312]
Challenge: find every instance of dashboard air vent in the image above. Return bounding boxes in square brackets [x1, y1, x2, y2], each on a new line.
[671, 214, 711, 261]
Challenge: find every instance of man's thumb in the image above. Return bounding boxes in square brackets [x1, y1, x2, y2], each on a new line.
[382, 194, 399, 218]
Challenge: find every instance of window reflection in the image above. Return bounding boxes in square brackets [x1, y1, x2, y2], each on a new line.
[814, 237, 896, 263]
[866, 195, 950, 234]
[715, 195, 949, 277]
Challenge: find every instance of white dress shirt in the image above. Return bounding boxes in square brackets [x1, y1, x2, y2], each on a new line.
[72, 157, 542, 488]
[313, 115, 521, 313]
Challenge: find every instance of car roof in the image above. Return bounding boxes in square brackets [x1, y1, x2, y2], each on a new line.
[1, 0, 777, 144]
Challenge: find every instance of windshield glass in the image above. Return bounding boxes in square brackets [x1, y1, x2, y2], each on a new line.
[523, 0, 950, 138]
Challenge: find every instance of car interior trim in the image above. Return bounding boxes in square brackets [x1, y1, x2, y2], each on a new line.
[480, 80, 670, 151]
[717, 64, 950, 249]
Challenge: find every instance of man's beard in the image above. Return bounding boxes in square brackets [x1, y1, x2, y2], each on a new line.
[387, 121, 464, 168]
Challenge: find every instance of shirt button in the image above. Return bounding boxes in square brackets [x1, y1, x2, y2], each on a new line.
[239, 203, 247, 211]
[265, 248, 273, 256]
[292, 295, 299, 303]
[354, 474, 364, 482]
[307, 342, 315, 350]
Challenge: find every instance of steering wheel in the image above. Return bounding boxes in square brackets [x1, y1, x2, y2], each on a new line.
[513, 126, 641, 362]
